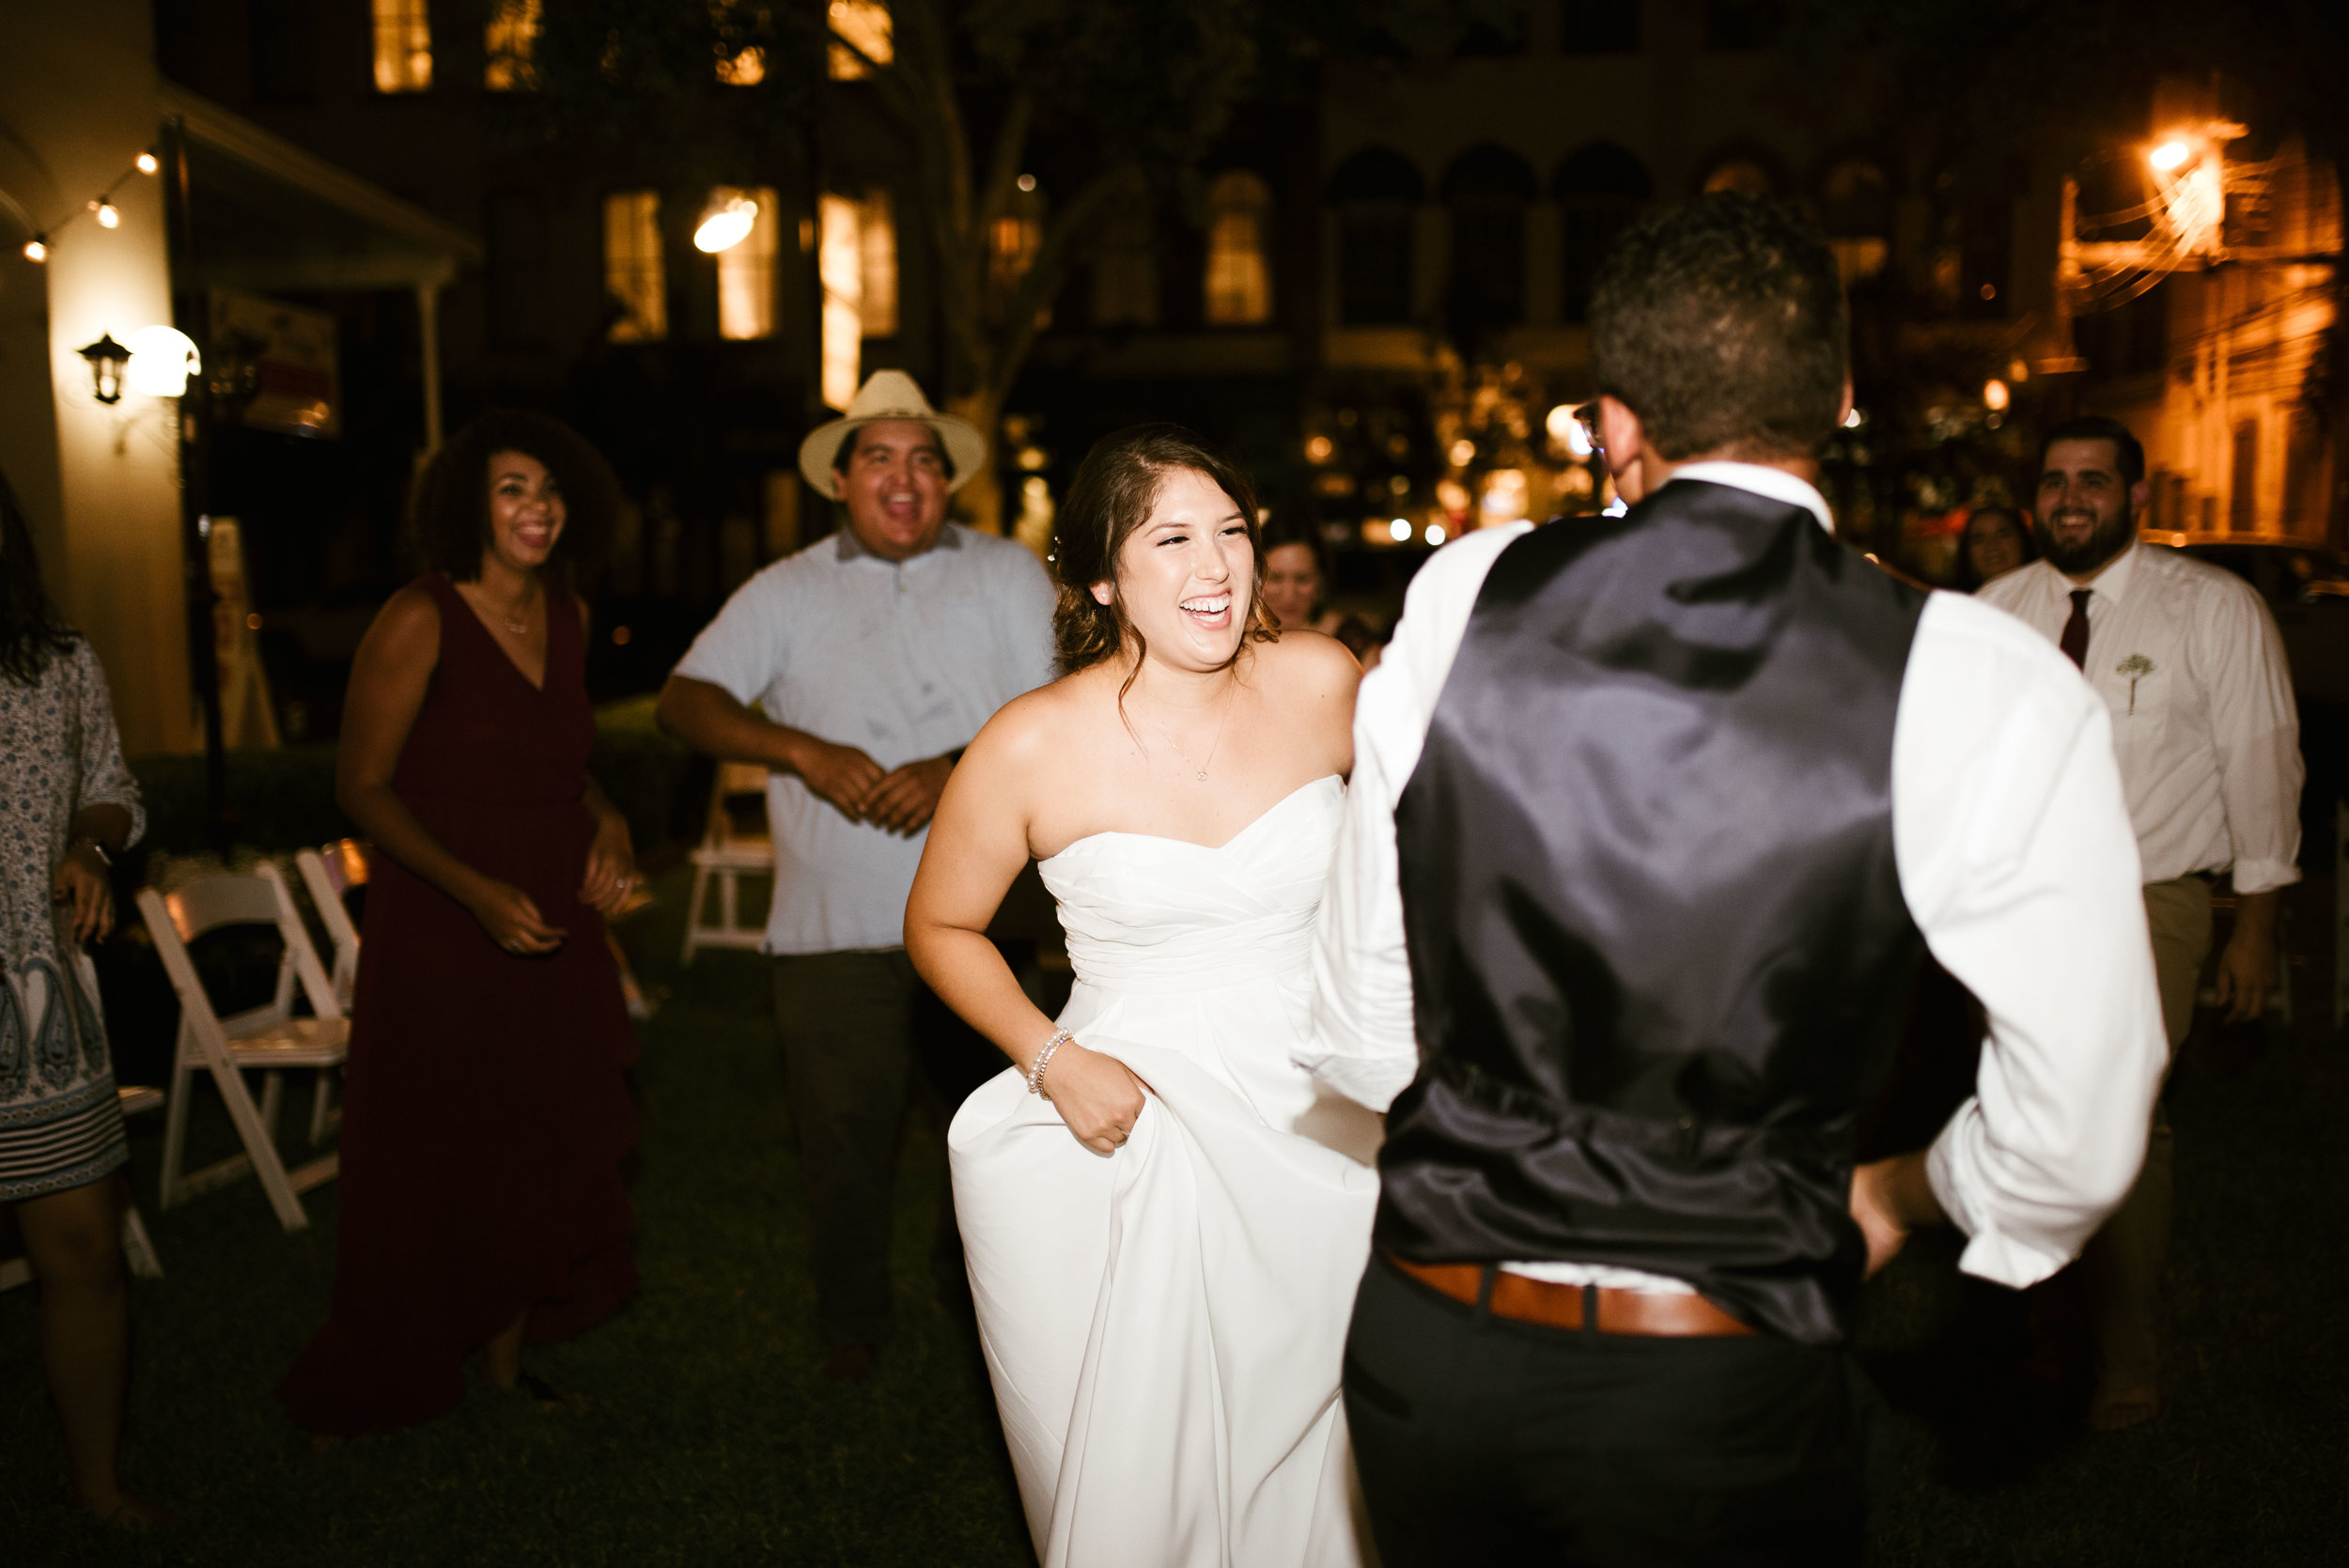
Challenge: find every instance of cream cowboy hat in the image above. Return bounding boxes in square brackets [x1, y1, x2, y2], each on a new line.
[797, 370, 988, 499]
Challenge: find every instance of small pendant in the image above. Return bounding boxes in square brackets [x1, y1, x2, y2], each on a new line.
[1194, 770, 1207, 782]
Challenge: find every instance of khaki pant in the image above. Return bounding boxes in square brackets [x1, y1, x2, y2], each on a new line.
[2084, 875, 2212, 1399]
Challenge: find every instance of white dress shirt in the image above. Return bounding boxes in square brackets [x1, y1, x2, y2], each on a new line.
[1304, 465, 2169, 1293]
[1978, 544, 2303, 893]
[675, 522, 1058, 955]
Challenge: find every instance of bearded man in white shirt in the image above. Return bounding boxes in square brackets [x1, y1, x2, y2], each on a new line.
[1979, 414, 2303, 1430]
[1302, 194, 2168, 1564]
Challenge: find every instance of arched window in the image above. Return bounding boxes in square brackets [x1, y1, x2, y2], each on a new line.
[1818, 157, 1891, 284]
[1926, 163, 2013, 318]
[1204, 171, 1275, 326]
[1441, 144, 1537, 345]
[1329, 147, 1424, 326]
[1699, 155, 1779, 196]
[1553, 142, 1650, 323]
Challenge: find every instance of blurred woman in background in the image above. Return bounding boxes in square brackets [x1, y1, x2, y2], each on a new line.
[0, 470, 154, 1526]
[1958, 504, 2035, 590]
[1262, 518, 1383, 665]
[1260, 519, 1346, 636]
[279, 411, 641, 1436]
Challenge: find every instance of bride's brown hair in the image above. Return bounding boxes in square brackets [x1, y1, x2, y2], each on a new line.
[1051, 424, 1278, 688]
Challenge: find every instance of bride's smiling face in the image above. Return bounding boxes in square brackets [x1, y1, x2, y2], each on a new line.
[1093, 467, 1254, 671]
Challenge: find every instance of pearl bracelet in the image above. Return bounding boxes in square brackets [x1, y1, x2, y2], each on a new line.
[1028, 1029, 1073, 1098]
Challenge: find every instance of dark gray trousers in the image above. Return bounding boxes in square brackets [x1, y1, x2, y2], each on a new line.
[771, 949, 1001, 1347]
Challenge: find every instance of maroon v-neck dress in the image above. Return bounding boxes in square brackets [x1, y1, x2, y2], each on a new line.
[279, 573, 639, 1436]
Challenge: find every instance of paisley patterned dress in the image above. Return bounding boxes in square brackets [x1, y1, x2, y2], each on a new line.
[0, 639, 144, 1202]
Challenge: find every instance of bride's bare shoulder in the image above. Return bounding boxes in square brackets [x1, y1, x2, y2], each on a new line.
[963, 663, 1113, 768]
[1252, 629, 1361, 702]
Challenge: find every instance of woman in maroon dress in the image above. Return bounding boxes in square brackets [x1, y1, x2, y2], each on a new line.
[280, 411, 640, 1436]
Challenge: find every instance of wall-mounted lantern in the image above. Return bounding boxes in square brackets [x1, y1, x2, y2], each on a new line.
[78, 333, 132, 404]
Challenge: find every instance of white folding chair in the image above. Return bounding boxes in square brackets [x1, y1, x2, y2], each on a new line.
[141, 863, 348, 1233]
[296, 839, 367, 1012]
[681, 761, 773, 964]
[0, 1086, 167, 1292]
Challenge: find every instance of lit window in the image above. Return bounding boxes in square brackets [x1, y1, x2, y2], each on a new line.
[485, 0, 539, 90]
[1820, 158, 1891, 284]
[1093, 206, 1159, 328]
[817, 190, 901, 408]
[829, 0, 894, 80]
[990, 209, 1043, 302]
[603, 192, 667, 343]
[714, 185, 780, 342]
[857, 190, 898, 337]
[820, 194, 862, 407]
[1204, 171, 1273, 326]
[717, 48, 766, 85]
[372, 0, 432, 93]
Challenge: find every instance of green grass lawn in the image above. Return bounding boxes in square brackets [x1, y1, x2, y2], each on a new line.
[4, 870, 2343, 1564]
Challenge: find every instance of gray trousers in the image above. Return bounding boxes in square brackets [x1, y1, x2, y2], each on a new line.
[771, 950, 1001, 1347]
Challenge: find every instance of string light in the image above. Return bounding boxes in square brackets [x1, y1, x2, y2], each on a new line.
[12, 146, 160, 260]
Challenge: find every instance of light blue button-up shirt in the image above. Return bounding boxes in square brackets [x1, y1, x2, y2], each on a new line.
[675, 522, 1058, 954]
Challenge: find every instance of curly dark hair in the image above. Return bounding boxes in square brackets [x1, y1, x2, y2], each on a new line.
[1051, 425, 1277, 688]
[0, 468, 79, 686]
[1590, 194, 1848, 462]
[407, 410, 619, 589]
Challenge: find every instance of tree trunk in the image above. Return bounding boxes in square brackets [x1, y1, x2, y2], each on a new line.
[946, 387, 1004, 536]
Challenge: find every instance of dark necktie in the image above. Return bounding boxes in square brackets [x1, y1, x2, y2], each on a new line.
[2060, 589, 2092, 671]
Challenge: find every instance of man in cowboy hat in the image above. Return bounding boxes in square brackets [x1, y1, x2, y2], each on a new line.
[659, 370, 1056, 1382]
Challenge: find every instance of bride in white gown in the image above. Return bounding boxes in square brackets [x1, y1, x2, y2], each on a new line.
[906, 426, 1381, 1567]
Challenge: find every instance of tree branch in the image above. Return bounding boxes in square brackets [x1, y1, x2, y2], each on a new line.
[990, 165, 1146, 402]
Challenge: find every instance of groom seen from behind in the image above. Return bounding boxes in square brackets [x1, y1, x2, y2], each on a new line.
[1303, 195, 2170, 1563]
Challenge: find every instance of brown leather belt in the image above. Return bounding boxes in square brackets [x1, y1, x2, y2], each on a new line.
[1386, 1254, 1757, 1338]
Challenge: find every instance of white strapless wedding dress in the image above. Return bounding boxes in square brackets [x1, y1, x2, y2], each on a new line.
[949, 775, 1383, 1568]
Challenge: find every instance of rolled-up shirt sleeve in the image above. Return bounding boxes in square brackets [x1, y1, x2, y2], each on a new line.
[1897, 595, 2170, 1288]
[1304, 523, 1529, 1111]
[2199, 576, 2303, 895]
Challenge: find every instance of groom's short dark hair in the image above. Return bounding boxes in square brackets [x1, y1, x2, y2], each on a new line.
[1590, 194, 1848, 462]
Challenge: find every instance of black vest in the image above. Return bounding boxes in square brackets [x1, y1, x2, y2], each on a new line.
[1377, 481, 1930, 1344]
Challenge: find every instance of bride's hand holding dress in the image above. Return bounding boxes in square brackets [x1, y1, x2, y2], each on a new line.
[906, 445, 1379, 1568]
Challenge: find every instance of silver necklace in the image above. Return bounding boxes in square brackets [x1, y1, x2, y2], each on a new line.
[1142, 680, 1237, 782]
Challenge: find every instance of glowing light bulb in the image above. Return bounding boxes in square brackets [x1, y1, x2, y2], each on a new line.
[2150, 141, 2190, 173]
[1388, 518, 1412, 542]
[23, 238, 47, 262]
[1983, 379, 2011, 412]
[1425, 523, 1447, 546]
[94, 201, 119, 229]
[124, 324, 200, 397]
[693, 198, 759, 254]
[136, 151, 159, 175]
[1547, 403, 1593, 458]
